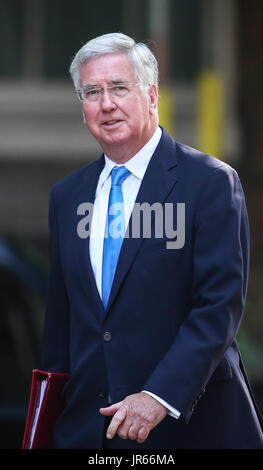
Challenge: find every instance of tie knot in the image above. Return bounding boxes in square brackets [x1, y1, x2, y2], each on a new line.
[111, 166, 130, 186]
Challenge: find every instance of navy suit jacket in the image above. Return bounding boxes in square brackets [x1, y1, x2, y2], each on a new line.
[42, 129, 263, 448]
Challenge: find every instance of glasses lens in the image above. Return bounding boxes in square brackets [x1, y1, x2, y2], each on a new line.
[78, 83, 136, 102]
[85, 88, 101, 101]
[110, 85, 129, 97]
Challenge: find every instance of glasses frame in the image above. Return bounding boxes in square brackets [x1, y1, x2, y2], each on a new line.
[76, 82, 143, 102]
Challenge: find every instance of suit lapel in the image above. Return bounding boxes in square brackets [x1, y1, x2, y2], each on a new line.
[105, 130, 179, 314]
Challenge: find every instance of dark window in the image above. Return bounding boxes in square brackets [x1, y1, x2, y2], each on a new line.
[0, 0, 23, 77]
[169, 0, 201, 81]
[43, 0, 123, 79]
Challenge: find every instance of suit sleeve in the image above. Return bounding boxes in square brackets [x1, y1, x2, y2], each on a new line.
[41, 189, 70, 372]
[143, 165, 250, 422]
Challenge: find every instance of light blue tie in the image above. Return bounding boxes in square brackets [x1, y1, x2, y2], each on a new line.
[102, 166, 130, 309]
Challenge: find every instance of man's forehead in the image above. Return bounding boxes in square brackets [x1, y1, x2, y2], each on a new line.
[79, 53, 135, 85]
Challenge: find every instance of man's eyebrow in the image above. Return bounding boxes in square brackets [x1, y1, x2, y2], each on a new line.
[82, 79, 128, 89]
[82, 83, 100, 90]
[110, 79, 128, 85]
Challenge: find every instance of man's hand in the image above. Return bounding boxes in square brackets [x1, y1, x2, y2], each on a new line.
[99, 392, 168, 444]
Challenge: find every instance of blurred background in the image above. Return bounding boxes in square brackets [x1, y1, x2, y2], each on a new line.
[0, 0, 262, 448]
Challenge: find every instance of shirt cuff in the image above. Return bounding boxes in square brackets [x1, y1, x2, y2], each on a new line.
[141, 391, 181, 419]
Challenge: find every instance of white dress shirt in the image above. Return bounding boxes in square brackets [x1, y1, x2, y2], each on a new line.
[89, 126, 180, 419]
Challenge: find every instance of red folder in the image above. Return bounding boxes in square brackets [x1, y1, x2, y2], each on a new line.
[22, 369, 70, 449]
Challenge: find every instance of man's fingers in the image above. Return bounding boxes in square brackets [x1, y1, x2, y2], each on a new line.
[100, 393, 167, 443]
[127, 423, 140, 441]
[99, 401, 123, 416]
[106, 406, 127, 439]
[136, 425, 150, 444]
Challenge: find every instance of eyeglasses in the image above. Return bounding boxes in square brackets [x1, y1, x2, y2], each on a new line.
[76, 82, 141, 102]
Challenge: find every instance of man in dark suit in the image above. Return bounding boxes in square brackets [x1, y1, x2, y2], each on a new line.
[42, 32, 263, 449]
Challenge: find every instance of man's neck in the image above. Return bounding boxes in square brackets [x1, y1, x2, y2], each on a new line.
[103, 124, 159, 164]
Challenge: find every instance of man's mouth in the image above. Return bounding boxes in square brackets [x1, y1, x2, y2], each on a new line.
[102, 120, 122, 126]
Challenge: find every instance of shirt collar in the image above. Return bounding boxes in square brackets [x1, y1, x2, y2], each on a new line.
[98, 126, 162, 189]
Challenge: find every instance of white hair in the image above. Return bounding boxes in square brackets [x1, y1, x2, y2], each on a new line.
[69, 32, 159, 90]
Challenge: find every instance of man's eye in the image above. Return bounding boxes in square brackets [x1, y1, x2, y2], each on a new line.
[86, 89, 100, 97]
[112, 85, 128, 95]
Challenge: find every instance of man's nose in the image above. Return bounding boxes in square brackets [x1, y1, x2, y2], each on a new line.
[100, 89, 117, 111]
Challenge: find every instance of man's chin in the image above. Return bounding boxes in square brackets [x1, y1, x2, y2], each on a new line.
[100, 132, 129, 149]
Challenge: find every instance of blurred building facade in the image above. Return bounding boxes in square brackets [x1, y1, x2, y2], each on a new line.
[0, 0, 262, 447]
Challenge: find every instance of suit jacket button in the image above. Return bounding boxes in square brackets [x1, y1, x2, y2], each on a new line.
[103, 332, 111, 342]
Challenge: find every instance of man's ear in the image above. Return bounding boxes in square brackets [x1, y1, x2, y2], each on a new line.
[148, 84, 158, 114]
[82, 109, 86, 124]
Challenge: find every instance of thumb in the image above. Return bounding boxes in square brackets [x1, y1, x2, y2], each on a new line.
[99, 401, 123, 416]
